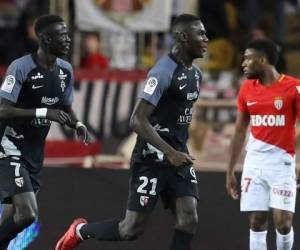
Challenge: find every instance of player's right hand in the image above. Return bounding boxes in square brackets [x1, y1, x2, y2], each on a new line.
[226, 171, 239, 200]
[165, 149, 194, 167]
[46, 109, 71, 125]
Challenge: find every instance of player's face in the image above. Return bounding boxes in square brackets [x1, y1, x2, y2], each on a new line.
[47, 22, 71, 57]
[185, 21, 208, 58]
[242, 49, 264, 79]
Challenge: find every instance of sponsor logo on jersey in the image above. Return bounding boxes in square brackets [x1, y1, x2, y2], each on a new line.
[31, 118, 51, 127]
[58, 69, 67, 79]
[250, 115, 285, 127]
[31, 72, 44, 80]
[273, 188, 293, 198]
[140, 195, 149, 207]
[274, 96, 283, 110]
[41, 96, 59, 105]
[179, 84, 187, 90]
[1, 75, 15, 93]
[15, 177, 24, 187]
[32, 84, 44, 89]
[143, 77, 158, 95]
[246, 101, 257, 106]
[187, 91, 198, 100]
[178, 73, 187, 81]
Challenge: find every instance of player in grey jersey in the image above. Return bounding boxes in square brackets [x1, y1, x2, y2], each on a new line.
[56, 14, 208, 250]
[0, 15, 89, 249]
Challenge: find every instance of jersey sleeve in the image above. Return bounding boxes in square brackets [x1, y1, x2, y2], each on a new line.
[237, 82, 248, 113]
[0, 59, 27, 103]
[138, 64, 172, 106]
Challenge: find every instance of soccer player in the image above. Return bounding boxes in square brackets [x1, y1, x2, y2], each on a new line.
[226, 39, 300, 250]
[55, 14, 208, 250]
[0, 14, 89, 249]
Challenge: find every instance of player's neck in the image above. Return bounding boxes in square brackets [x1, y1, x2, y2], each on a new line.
[36, 48, 57, 70]
[171, 47, 193, 69]
[259, 68, 281, 86]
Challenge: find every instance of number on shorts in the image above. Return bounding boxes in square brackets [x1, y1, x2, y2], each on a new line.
[241, 177, 252, 193]
[137, 176, 158, 195]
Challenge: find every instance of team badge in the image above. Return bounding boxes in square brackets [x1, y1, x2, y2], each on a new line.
[140, 195, 149, 207]
[274, 96, 283, 110]
[15, 177, 24, 187]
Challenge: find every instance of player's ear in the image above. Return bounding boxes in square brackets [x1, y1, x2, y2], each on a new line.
[178, 31, 188, 43]
[40, 33, 51, 45]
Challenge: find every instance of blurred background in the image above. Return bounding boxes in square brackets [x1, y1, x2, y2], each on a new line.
[1, 0, 300, 249]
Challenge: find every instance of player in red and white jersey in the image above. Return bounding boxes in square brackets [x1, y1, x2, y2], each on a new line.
[226, 39, 300, 250]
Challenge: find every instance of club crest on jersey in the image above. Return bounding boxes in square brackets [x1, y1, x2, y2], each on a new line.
[274, 96, 283, 110]
[140, 195, 149, 207]
[15, 177, 24, 187]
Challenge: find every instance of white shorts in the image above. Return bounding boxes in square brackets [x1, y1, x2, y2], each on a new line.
[240, 150, 297, 213]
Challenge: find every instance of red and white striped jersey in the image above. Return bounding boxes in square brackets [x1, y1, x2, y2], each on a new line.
[237, 74, 300, 155]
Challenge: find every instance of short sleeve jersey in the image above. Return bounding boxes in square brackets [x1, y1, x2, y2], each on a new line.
[0, 54, 74, 173]
[237, 74, 300, 155]
[132, 54, 202, 164]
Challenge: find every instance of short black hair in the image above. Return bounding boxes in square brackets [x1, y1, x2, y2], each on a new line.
[171, 14, 201, 31]
[246, 39, 279, 65]
[34, 14, 64, 36]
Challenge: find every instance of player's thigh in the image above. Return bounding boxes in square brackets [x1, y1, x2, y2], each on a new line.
[12, 192, 38, 216]
[240, 160, 269, 211]
[0, 204, 14, 223]
[0, 157, 34, 204]
[127, 163, 163, 213]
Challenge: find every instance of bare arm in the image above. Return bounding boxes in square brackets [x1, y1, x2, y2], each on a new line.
[226, 111, 250, 199]
[0, 97, 69, 124]
[62, 105, 90, 144]
[130, 99, 193, 166]
[227, 111, 250, 174]
[0, 97, 36, 120]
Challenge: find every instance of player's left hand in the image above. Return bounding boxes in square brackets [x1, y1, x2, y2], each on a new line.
[75, 122, 91, 145]
[296, 166, 300, 188]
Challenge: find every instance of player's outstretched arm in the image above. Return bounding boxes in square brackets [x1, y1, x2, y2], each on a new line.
[226, 111, 250, 200]
[62, 105, 91, 145]
[0, 97, 70, 125]
[130, 99, 194, 167]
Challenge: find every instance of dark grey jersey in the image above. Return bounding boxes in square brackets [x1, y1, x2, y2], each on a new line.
[132, 54, 202, 164]
[0, 54, 74, 173]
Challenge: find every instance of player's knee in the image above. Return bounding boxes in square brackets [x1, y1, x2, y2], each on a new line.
[119, 222, 145, 240]
[176, 211, 198, 232]
[276, 221, 292, 235]
[250, 215, 268, 231]
[121, 227, 145, 240]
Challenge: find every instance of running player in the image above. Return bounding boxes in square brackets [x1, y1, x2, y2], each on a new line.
[55, 14, 208, 250]
[226, 39, 300, 250]
[0, 14, 89, 249]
